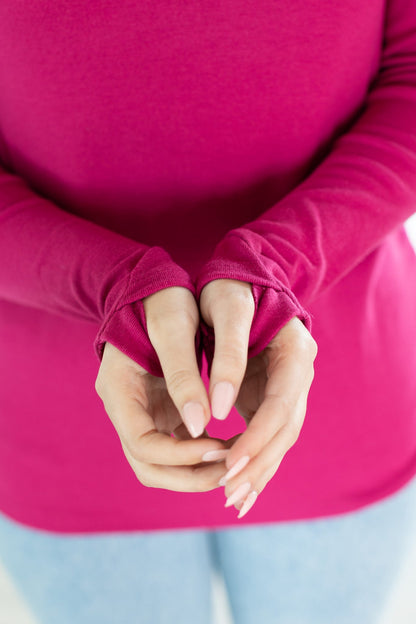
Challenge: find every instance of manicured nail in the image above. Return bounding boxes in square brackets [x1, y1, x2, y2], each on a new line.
[223, 455, 250, 483]
[182, 402, 205, 438]
[202, 449, 229, 462]
[218, 475, 227, 486]
[237, 491, 258, 519]
[211, 381, 235, 420]
[225, 482, 251, 508]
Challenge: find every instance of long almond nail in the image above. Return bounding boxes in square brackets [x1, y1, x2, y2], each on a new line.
[237, 491, 258, 519]
[223, 455, 250, 483]
[202, 449, 229, 462]
[211, 382, 235, 420]
[182, 402, 205, 438]
[225, 482, 251, 508]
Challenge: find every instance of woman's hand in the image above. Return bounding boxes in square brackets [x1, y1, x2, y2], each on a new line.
[199, 279, 318, 517]
[95, 287, 229, 492]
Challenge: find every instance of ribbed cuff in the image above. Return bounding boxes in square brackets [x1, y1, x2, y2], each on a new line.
[195, 234, 312, 377]
[94, 247, 201, 377]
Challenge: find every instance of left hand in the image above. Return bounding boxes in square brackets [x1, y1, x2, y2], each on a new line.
[199, 279, 318, 518]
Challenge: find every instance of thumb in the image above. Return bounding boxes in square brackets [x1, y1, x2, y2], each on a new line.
[200, 279, 255, 421]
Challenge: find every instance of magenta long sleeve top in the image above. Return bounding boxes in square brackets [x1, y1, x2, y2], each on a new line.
[0, 0, 416, 532]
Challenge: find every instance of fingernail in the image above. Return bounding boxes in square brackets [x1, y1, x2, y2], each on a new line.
[182, 402, 205, 438]
[211, 381, 235, 420]
[223, 455, 250, 483]
[202, 449, 229, 462]
[225, 482, 251, 508]
[237, 491, 258, 519]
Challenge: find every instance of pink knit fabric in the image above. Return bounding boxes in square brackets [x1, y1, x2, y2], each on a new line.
[0, 0, 415, 532]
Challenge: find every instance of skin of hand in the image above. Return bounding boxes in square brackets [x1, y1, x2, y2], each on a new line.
[95, 286, 230, 493]
[95, 280, 318, 518]
[199, 278, 318, 517]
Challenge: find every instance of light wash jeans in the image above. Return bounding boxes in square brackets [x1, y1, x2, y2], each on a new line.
[1, 477, 416, 624]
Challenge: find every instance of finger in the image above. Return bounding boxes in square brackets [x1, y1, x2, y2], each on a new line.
[203, 280, 255, 421]
[101, 390, 228, 466]
[173, 422, 210, 441]
[144, 287, 211, 439]
[223, 332, 315, 476]
[223, 390, 309, 516]
[172, 422, 199, 441]
[121, 442, 228, 492]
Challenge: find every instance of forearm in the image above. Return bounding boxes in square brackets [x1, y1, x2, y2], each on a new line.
[0, 163, 195, 375]
[196, 0, 416, 361]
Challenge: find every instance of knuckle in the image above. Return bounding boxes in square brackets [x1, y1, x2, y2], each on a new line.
[165, 368, 195, 394]
[229, 289, 255, 313]
[289, 337, 318, 371]
[217, 343, 246, 368]
[210, 286, 254, 320]
[307, 336, 318, 360]
[126, 454, 155, 488]
[266, 393, 293, 417]
[164, 309, 198, 332]
[94, 371, 111, 399]
[288, 322, 318, 357]
[122, 445, 155, 488]
[94, 375, 103, 396]
[145, 291, 198, 325]
[148, 314, 198, 351]
[120, 434, 143, 463]
[296, 335, 314, 357]
[127, 430, 155, 463]
[127, 444, 144, 464]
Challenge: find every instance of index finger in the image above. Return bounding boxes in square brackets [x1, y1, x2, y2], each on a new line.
[100, 392, 229, 467]
[224, 335, 315, 475]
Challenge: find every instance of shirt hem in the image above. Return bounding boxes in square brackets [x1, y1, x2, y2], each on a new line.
[1, 465, 416, 535]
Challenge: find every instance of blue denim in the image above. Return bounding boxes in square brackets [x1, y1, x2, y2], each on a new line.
[1, 477, 416, 624]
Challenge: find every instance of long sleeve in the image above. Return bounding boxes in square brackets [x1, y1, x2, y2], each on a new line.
[0, 162, 196, 377]
[196, 0, 416, 368]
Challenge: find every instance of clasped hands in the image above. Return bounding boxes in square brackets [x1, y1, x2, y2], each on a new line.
[95, 279, 317, 518]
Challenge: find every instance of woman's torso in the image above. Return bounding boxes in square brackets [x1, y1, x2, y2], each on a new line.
[0, 0, 416, 532]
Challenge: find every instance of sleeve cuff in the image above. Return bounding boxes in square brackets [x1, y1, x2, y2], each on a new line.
[94, 247, 203, 377]
[195, 233, 312, 376]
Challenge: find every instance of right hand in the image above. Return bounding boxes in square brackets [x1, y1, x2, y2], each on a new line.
[95, 286, 229, 492]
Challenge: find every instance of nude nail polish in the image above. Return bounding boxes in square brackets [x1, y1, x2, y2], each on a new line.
[182, 402, 205, 438]
[237, 491, 258, 519]
[225, 482, 251, 508]
[202, 449, 229, 462]
[211, 381, 235, 420]
[222, 455, 250, 483]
